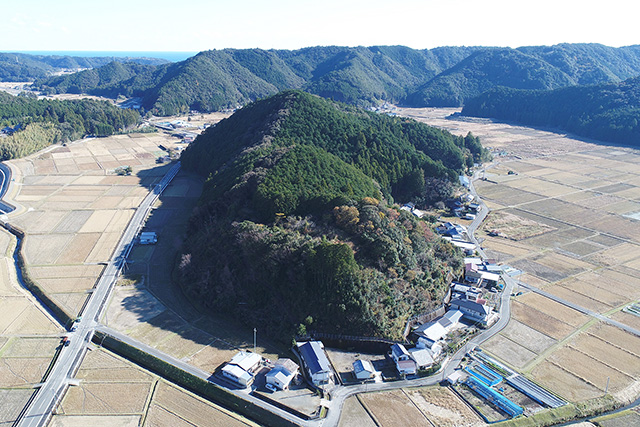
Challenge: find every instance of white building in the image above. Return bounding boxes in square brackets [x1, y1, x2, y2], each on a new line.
[390, 343, 417, 375]
[415, 310, 463, 347]
[449, 298, 492, 325]
[222, 363, 253, 387]
[409, 348, 434, 370]
[352, 359, 375, 380]
[221, 351, 263, 387]
[266, 359, 299, 390]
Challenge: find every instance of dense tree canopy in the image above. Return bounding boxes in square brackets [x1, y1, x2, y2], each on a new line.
[31, 44, 640, 113]
[462, 76, 640, 146]
[177, 91, 476, 340]
[0, 91, 139, 160]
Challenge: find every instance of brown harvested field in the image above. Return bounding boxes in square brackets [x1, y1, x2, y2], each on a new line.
[28, 264, 104, 280]
[481, 237, 538, 261]
[0, 389, 35, 426]
[500, 319, 557, 354]
[510, 300, 579, 341]
[51, 210, 94, 233]
[50, 292, 89, 317]
[338, 396, 377, 427]
[145, 405, 194, 427]
[530, 362, 602, 402]
[482, 210, 555, 240]
[516, 292, 588, 326]
[60, 382, 152, 414]
[588, 323, 640, 356]
[1, 337, 60, 358]
[584, 215, 640, 243]
[359, 389, 429, 426]
[405, 386, 483, 427]
[78, 210, 118, 233]
[481, 333, 537, 368]
[612, 311, 640, 331]
[150, 381, 254, 427]
[49, 415, 141, 427]
[186, 340, 239, 372]
[0, 298, 60, 334]
[532, 252, 594, 278]
[548, 347, 633, 394]
[85, 232, 122, 263]
[55, 233, 102, 264]
[23, 234, 73, 265]
[0, 357, 55, 387]
[75, 349, 154, 382]
[544, 284, 613, 313]
[155, 328, 216, 360]
[503, 177, 575, 198]
[569, 334, 640, 378]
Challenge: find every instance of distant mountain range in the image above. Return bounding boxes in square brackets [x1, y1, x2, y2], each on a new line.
[463, 76, 640, 146]
[25, 44, 640, 115]
[0, 52, 169, 82]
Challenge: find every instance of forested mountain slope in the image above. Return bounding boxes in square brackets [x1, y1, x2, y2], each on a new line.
[177, 91, 484, 339]
[462, 76, 640, 146]
[29, 44, 640, 114]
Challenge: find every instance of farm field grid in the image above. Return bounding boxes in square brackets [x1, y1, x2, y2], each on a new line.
[2, 108, 640, 426]
[400, 107, 640, 405]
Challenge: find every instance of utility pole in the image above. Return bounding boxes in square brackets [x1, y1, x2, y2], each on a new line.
[605, 376, 610, 396]
[253, 328, 257, 353]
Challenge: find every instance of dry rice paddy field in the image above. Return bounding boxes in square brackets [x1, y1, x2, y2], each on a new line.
[338, 387, 483, 427]
[49, 347, 258, 427]
[101, 171, 286, 374]
[5, 133, 183, 319]
[0, 227, 63, 426]
[400, 108, 640, 406]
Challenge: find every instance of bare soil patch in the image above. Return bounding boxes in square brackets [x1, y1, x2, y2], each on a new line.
[60, 382, 152, 415]
[482, 333, 537, 369]
[482, 210, 555, 241]
[0, 389, 35, 426]
[406, 386, 483, 427]
[359, 389, 429, 426]
[531, 362, 601, 402]
[49, 415, 141, 427]
[500, 319, 556, 354]
[151, 381, 253, 427]
[338, 396, 377, 427]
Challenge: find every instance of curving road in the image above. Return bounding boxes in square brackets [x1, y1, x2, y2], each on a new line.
[0, 162, 15, 213]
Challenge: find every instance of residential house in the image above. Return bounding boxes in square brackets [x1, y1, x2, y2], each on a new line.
[298, 341, 332, 386]
[352, 359, 375, 380]
[221, 351, 263, 387]
[409, 348, 434, 370]
[449, 298, 492, 325]
[266, 359, 299, 390]
[390, 343, 417, 375]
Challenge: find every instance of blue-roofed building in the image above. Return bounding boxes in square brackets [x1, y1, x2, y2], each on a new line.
[298, 341, 332, 386]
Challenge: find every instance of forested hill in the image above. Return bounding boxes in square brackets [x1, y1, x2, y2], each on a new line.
[0, 52, 168, 82]
[462, 76, 640, 146]
[29, 44, 640, 114]
[0, 91, 139, 160]
[177, 91, 481, 340]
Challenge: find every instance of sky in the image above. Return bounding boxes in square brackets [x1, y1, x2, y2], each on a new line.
[2, 0, 637, 54]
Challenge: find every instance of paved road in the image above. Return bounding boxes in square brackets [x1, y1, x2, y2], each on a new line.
[320, 172, 515, 426]
[95, 325, 308, 427]
[0, 162, 15, 213]
[18, 162, 181, 427]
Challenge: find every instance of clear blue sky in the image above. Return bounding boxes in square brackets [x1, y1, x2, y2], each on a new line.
[2, 0, 637, 53]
